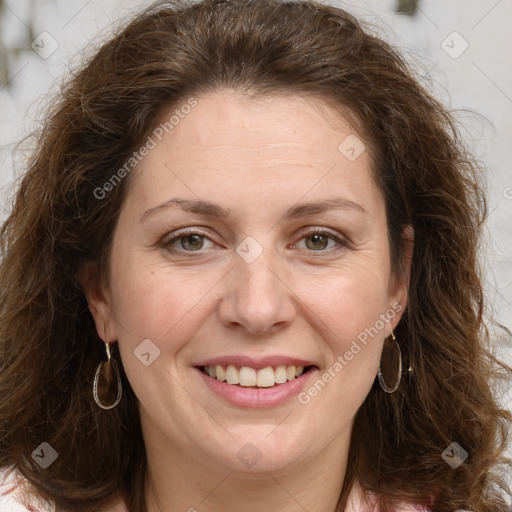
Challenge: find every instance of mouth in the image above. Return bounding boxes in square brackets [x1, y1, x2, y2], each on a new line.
[193, 355, 320, 407]
[196, 364, 318, 389]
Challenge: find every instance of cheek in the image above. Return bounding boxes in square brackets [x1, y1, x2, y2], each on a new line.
[298, 262, 391, 345]
[110, 264, 223, 409]
[109, 255, 225, 353]
[293, 262, 392, 406]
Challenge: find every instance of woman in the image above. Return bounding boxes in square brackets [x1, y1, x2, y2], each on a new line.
[0, 0, 510, 511]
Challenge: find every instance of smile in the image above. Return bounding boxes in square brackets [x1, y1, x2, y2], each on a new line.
[200, 364, 312, 388]
[194, 357, 319, 408]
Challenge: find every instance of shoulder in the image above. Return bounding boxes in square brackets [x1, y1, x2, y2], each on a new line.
[0, 466, 55, 512]
[0, 467, 129, 512]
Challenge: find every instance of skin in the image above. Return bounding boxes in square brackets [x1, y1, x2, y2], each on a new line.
[82, 89, 413, 512]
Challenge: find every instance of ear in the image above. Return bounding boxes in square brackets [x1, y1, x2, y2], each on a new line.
[77, 261, 117, 342]
[388, 224, 414, 331]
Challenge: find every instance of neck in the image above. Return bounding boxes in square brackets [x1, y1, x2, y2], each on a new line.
[143, 424, 357, 512]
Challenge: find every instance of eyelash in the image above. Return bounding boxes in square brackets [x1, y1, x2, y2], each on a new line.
[162, 228, 349, 255]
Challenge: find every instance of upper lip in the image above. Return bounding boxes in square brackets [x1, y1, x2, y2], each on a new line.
[194, 355, 318, 371]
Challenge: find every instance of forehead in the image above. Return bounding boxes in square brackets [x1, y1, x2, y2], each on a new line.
[154, 89, 362, 151]
[124, 89, 382, 219]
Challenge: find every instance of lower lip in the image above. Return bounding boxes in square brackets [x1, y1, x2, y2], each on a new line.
[195, 367, 317, 408]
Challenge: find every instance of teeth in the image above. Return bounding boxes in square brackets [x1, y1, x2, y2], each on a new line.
[216, 365, 226, 381]
[239, 367, 257, 387]
[275, 365, 288, 384]
[225, 365, 239, 385]
[256, 367, 275, 388]
[202, 364, 308, 387]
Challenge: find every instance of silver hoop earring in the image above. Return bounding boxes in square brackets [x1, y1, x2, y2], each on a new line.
[93, 341, 122, 409]
[378, 331, 402, 393]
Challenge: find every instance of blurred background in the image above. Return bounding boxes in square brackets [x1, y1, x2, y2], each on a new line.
[0, 0, 511, 491]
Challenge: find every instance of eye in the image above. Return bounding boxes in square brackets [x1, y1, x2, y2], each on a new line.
[163, 229, 215, 252]
[294, 229, 348, 253]
[161, 227, 348, 254]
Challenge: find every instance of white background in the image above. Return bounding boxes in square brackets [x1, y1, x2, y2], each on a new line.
[0, 0, 511, 490]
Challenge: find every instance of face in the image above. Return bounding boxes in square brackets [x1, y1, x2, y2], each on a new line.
[84, 89, 411, 476]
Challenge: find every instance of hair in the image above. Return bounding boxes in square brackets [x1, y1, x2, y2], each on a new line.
[1, 0, 511, 511]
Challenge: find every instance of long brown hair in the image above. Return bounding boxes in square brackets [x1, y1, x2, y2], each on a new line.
[1, 1, 510, 511]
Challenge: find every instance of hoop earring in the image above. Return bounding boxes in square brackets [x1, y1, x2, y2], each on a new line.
[93, 341, 122, 409]
[378, 331, 402, 394]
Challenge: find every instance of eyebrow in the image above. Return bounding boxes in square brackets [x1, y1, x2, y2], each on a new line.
[141, 196, 367, 222]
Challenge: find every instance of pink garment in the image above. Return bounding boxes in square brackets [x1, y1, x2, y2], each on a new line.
[1, 466, 431, 511]
[0, 466, 54, 512]
[345, 482, 431, 512]
[0, 467, 129, 512]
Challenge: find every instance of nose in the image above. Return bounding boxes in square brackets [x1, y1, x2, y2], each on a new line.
[218, 248, 296, 336]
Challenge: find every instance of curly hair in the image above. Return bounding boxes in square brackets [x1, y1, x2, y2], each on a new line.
[0, 1, 510, 511]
